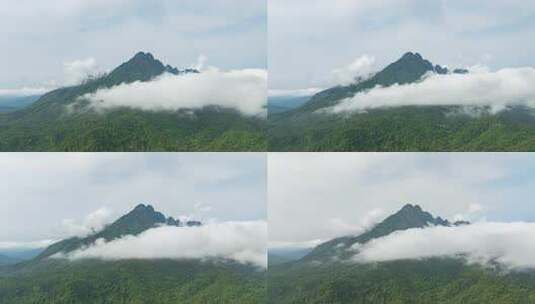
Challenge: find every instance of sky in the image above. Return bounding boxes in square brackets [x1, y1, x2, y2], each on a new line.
[268, 153, 535, 249]
[269, 0, 535, 91]
[0, 153, 266, 247]
[0, 0, 266, 91]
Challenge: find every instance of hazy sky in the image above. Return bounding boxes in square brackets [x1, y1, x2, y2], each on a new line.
[1, 0, 266, 90]
[269, 0, 535, 90]
[269, 153, 535, 248]
[0, 153, 266, 245]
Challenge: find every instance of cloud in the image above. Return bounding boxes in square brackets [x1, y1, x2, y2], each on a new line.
[80, 68, 267, 116]
[63, 58, 101, 85]
[268, 153, 535, 248]
[56, 221, 267, 268]
[268, 88, 323, 97]
[0, 87, 51, 97]
[453, 203, 485, 222]
[0, 0, 266, 90]
[331, 55, 376, 85]
[330, 67, 535, 113]
[60, 207, 114, 238]
[0, 240, 56, 250]
[352, 222, 535, 270]
[269, 239, 324, 249]
[192, 54, 208, 71]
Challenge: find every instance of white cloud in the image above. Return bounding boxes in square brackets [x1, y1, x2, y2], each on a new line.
[192, 54, 208, 71]
[268, 88, 323, 97]
[330, 67, 535, 113]
[60, 207, 114, 238]
[331, 55, 376, 85]
[56, 221, 267, 268]
[63, 58, 100, 85]
[353, 222, 535, 270]
[453, 203, 485, 222]
[0, 240, 56, 250]
[0, 87, 51, 97]
[0, 0, 266, 89]
[269, 239, 323, 249]
[81, 68, 267, 116]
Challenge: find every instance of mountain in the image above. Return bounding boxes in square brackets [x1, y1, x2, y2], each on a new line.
[268, 204, 535, 304]
[0, 52, 266, 152]
[298, 52, 457, 113]
[0, 204, 266, 304]
[37, 203, 197, 259]
[303, 204, 458, 262]
[268, 52, 535, 152]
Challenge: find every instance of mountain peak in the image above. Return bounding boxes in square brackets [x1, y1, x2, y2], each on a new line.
[400, 203, 422, 212]
[102, 52, 199, 86]
[133, 203, 155, 212]
[401, 52, 423, 61]
[388, 203, 450, 227]
[132, 51, 155, 61]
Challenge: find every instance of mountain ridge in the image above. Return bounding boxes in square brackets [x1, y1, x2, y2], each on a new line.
[299, 52, 468, 113]
[37, 203, 201, 260]
[302, 204, 467, 262]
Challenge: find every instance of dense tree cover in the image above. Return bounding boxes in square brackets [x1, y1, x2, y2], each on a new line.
[0, 103, 266, 152]
[0, 259, 266, 304]
[268, 258, 535, 304]
[268, 105, 535, 151]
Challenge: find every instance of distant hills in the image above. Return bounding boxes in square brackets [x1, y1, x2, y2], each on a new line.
[268, 52, 535, 151]
[0, 254, 21, 266]
[0, 95, 41, 113]
[0, 204, 266, 304]
[267, 95, 310, 115]
[0, 52, 266, 152]
[269, 204, 535, 303]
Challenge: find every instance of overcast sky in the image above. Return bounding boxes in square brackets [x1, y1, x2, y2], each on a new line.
[269, 0, 535, 91]
[0, 153, 266, 245]
[269, 153, 535, 248]
[1, 0, 266, 91]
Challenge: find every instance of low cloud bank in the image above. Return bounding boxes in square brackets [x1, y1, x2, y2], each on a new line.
[269, 88, 323, 98]
[81, 68, 267, 116]
[331, 67, 535, 114]
[56, 221, 267, 268]
[60, 207, 114, 238]
[0, 87, 50, 97]
[353, 222, 535, 270]
[64, 58, 101, 86]
[331, 55, 376, 86]
[0, 240, 56, 250]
